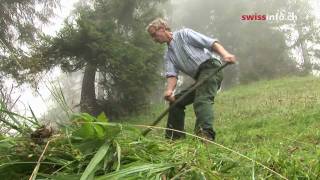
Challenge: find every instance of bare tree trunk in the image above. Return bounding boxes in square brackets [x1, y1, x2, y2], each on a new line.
[300, 41, 312, 74]
[297, 23, 312, 74]
[97, 72, 104, 100]
[80, 63, 100, 116]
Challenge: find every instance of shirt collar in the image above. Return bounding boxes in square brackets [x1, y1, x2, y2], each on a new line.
[168, 31, 176, 49]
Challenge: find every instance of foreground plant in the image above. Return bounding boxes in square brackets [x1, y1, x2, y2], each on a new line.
[0, 107, 319, 179]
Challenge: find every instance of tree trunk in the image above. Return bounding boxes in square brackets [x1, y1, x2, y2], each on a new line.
[97, 72, 104, 100]
[297, 24, 312, 74]
[300, 41, 312, 74]
[80, 63, 101, 116]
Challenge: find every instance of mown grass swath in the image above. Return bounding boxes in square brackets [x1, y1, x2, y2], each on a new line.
[0, 76, 319, 179]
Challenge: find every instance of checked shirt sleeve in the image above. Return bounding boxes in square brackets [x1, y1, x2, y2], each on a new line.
[164, 53, 179, 77]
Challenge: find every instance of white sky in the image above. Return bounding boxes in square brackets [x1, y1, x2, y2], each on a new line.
[9, 0, 79, 116]
[43, 0, 79, 36]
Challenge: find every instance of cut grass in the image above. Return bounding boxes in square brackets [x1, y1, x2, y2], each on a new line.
[124, 76, 320, 179]
[0, 76, 319, 179]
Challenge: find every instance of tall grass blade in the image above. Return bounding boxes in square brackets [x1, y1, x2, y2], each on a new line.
[0, 117, 23, 134]
[95, 163, 175, 179]
[46, 81, 72, 118]
[80, 141, 110, 180]
[0, 100, 22, 127]
[28, 105, 40, 127]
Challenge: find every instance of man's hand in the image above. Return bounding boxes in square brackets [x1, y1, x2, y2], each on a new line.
[164, 90, 175, 102]
[212, 42, 236, 64]
[222, 53, 236, 64]
[164, 77, 177, 102]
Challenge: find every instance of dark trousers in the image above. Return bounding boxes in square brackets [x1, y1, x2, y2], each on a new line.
[165, 59, 223, 140]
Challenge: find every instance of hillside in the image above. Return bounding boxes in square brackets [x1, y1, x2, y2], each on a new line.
[0, 76, 319, 179]
[123, 76, 320, 179]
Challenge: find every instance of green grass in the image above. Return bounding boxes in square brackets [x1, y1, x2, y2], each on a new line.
[0, 76, 319, 179]
[121, 76, 320, 179]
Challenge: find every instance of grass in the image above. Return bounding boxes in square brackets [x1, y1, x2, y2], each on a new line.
[0, 76, 319, 179]
[121, 76, 320, 179]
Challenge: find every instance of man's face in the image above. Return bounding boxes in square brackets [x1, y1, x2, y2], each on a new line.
[148, 26, 167, 44]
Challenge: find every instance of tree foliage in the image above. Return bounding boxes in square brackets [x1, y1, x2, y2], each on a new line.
[0, 0, 59, 54]
[20, 0, 167, 118]
[0, 0, 60, 85]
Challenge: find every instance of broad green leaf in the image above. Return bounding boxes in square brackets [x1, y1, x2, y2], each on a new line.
[97, 112, 109, 123]
[73, 123, 95, 139]
[93, 124, 106, 139]
[80, 141, 110, 180]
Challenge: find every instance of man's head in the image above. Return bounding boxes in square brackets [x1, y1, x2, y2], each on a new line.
[146, 18, 172, 44]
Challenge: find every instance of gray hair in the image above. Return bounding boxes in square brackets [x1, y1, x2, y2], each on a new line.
[146, 18, 171, 31]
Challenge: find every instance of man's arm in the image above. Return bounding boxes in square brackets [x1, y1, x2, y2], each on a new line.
[164, 76, 177, 102]
[212, 42, 236, 64]
[184, 29, 236, 63]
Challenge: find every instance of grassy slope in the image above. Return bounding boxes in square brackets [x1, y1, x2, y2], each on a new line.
[122, 76, 320, 179]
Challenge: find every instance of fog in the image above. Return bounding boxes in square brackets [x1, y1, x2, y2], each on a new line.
[2, 0, 320, 119]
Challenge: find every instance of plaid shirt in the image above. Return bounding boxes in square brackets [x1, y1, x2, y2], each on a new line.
[164, 28, 221, 78]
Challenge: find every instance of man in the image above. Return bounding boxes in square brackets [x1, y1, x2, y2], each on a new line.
[146, 18, 236, 141]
